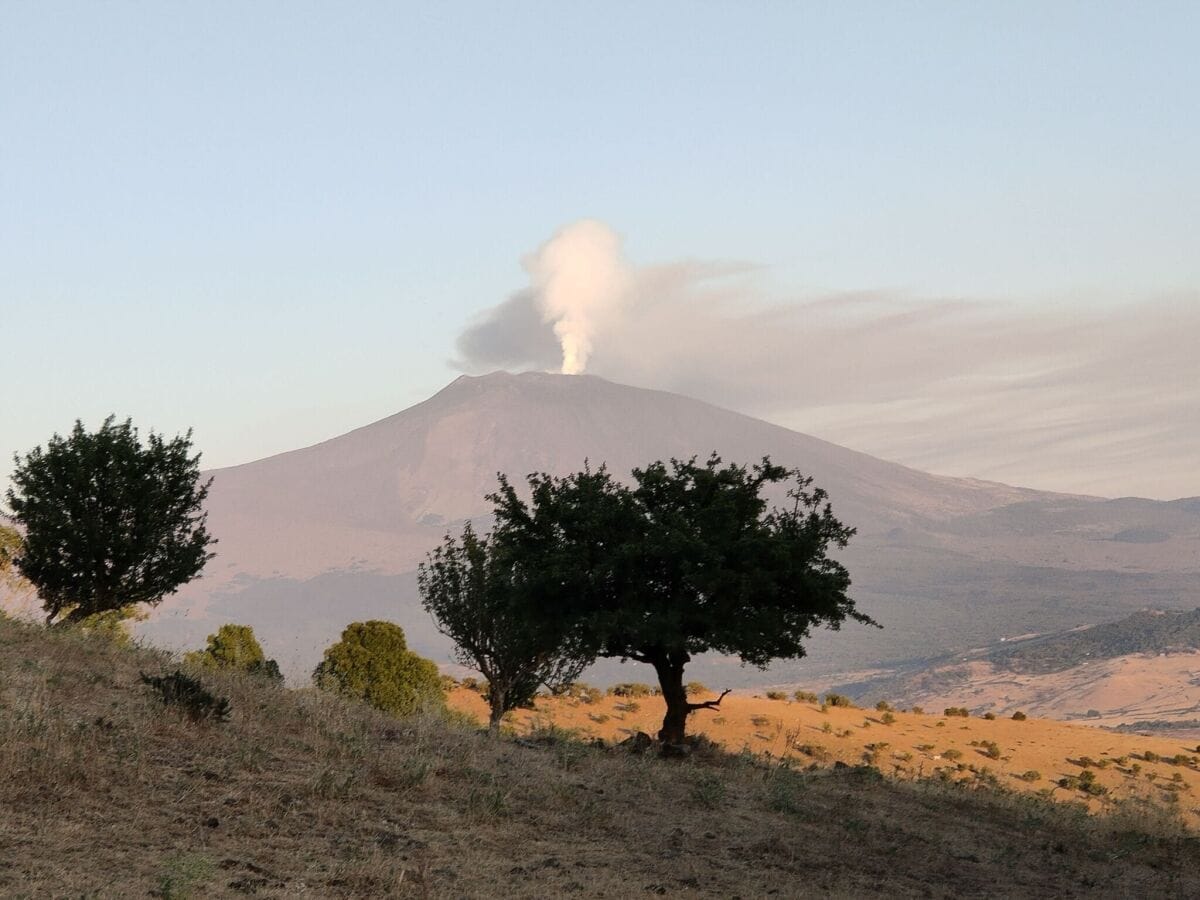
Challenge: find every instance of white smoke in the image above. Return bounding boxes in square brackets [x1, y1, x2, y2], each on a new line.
[523, 220, 630, 375]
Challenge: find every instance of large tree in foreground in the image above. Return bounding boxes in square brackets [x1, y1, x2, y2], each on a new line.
[419, 522, 590, 732]
[490, 455, 874, 745]
[6, 417, 215, 625]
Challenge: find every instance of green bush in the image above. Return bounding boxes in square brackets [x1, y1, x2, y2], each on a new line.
[685, 681, 710, 696]
[910, 706, 924, 715]
[875, 700, 892, 712]
[185, 623, 282, 681]
[824, 693, 855, 708]
[943, 707, 970, 718]
[793, 690, 819, 703]
[140, 670, 230, 723]
[983, 712, 996, 720]
[1011, 710, 1027, 721]
[765, 690, 788, 701]
[1017, 770, 1041, 782]
[942, 748, 963, 761]
[880, 711, 896, 725]
[313, 621, 445, 717]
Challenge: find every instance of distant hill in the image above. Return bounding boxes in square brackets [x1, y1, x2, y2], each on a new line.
[993, 609, 1200, 674]
[840, 609, 1200, 733]
[139, 371, 1200, 684]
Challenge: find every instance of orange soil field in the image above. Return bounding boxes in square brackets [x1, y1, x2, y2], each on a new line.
[449, 685, 1200, 827]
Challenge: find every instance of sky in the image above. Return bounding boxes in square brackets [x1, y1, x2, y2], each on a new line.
[2, 2, 1197, 500]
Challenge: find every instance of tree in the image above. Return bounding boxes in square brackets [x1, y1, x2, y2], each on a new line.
[418, 522, 589, 732]
[313, 620, 444, 717]
[490, 455, 875, 745]
[185, 623, 283, 681]
[6, 417, 215, 625]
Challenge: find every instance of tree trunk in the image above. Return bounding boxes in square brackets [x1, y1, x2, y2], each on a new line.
[652, 652, 691, 745]
[488, 689, 505, 734]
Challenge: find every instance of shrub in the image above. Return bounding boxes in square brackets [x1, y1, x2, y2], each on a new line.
[880, 712, 896, 725]
[140, 670, 230, 723]
[460, 676, 483, 693]
[942, 748, 963, 761]
[185, 624, 283, 681]
[608, 682, 654, 698]
[824, 693, 855, 708]
[983, 712, 996, 720]
[1142, 750, 1161, 763]
[793, 690, 819, 703]
[751, 715, 773, 728]
[580, 686, 604, 704]
[916, 744, 935, 752]
[943, 707, 970, 718]
[614, 701, 640, 714]
[685, 681, 709, 696]
[875, 700, 892, 712]
[981, 741, 1001, 760]
[910, 706, 924, 715]
[765, 690, 788, 701]
[1011, 711, 1027, 721]
[313, 621, 445, 717]
[1017, 770, 1041, 782]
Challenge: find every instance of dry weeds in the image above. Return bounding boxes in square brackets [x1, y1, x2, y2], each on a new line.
[1, 617, 1198, 898]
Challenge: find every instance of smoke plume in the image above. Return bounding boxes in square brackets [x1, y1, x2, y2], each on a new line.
[523, 220, 630, 375]
[454, 222, 1199, 499]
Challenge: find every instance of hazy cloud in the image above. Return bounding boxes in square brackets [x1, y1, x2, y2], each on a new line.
[454, 224, 1198, 500]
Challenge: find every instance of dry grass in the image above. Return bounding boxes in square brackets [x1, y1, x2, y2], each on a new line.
[2, 617, 1199, 898]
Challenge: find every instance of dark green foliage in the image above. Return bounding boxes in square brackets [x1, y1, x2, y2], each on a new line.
[793, 689, 819, 703]
[486, 453, 870, 744]
[185, 624, 283, 682]
[1011, 710, 1027, 721]
[765, 690, 788, 701]
[6, 417, 215, 625]
[140, 670, 230, 722]
[944, 707, 970, 718]
[875, 700, 892, 712]
[0, 524, 21, 574]
[419, 523, 588, 731]
[824, 693, 855, 708]
[313, 621, 445, 718]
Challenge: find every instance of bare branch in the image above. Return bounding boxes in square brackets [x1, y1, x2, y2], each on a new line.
[687, 688, 732, 712]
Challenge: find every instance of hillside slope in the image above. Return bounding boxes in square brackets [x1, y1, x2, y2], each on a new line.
[2, 618, 1199, 898]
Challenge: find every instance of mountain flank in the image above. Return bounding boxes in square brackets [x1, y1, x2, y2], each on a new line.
[141, 372, 1200, 684]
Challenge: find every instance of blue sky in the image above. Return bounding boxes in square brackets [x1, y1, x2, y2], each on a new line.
[3, 3, 1197, 498]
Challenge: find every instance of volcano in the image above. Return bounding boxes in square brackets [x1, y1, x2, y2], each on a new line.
[145, 372, 1200, 683]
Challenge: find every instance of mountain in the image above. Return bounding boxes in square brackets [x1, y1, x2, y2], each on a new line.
[144, 372, 1200, 683]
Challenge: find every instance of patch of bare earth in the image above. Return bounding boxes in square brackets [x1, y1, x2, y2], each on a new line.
[2, 619, 1199, 898]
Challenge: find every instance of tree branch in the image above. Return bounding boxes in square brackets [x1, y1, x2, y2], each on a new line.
[687, 688, 732, 712]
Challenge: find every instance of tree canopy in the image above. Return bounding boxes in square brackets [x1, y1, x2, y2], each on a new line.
[313, 620, 444, 717]
[6, 417, 215, 625]
[488, 454, 873, 744]
[186, 623, 282, 681]
[419, 522, 590, 731]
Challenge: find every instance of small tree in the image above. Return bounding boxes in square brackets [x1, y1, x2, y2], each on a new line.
[186, 623, 283, 681]
[490, 455, 874, 745]
[313, 621, 444, 717]
[6, 417, 215, 625]
[419, 522, 589, 732]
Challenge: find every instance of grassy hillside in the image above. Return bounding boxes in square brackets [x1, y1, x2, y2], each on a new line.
[3, 617, 1199, 898]
[467, 685, 1200, 828]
